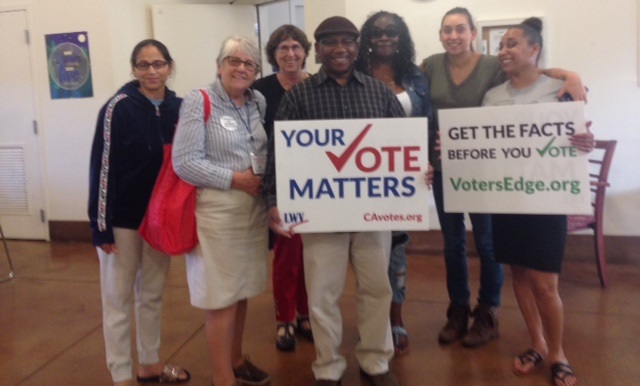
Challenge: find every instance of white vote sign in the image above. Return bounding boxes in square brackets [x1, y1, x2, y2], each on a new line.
[439, 102, 591, 214]
[274, 118, 430, 233]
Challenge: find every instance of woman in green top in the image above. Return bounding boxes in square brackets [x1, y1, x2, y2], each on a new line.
[419, 6, 586, 349]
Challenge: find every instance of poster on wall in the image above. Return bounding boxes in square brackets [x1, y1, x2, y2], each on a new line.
[45, 31, 93, 99]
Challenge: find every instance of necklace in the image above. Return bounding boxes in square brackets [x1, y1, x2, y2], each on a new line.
[377, 72, 398, 89]
[372, 66, 397, 88]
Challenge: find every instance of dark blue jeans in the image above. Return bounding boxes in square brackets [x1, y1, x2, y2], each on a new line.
[433, 171, 504, 307]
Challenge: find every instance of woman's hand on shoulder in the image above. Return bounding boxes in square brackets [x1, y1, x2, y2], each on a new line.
[231, 168, 262, 196]
[557, 71, 588, 102]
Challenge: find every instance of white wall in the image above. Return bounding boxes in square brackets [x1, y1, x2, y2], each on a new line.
[0, 0, 230, 223]
[152, 4, 258, 97]
[107, 0, 230, 91]
[1, 0, 638, 236]
[0, 0, 113, 222]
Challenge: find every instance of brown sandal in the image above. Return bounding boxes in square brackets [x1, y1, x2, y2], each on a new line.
[137, 364, 191, 383]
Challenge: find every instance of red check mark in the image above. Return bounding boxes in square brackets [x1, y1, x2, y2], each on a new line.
[325, 124, 372, 172]
[289, 220, 309, 230]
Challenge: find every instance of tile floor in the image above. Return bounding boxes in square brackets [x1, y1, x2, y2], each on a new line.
[0, 240, 638, 386]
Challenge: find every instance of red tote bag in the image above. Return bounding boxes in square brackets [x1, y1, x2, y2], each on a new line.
[139, 89, 211, 255]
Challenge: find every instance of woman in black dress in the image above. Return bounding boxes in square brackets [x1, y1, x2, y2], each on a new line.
[481, 18, 594, 386]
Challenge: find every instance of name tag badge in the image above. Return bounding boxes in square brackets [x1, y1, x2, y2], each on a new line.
[250, 152, 266, 175]
[220, 116, 238, 131]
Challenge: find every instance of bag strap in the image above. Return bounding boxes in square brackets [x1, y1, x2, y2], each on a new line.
[199, 89, 211, 123]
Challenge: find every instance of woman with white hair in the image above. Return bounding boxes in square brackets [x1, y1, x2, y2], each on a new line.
[173, 35, 269, 386]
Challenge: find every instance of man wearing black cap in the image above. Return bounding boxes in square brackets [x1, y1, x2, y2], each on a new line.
[262, 15, 405, 386]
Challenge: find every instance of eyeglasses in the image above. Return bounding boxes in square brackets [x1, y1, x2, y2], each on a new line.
[371, 26, 400, 39]
[277, 44, 304, 54]
[134, 61, 168, 71]
[224, 56, 259, 72]
[319, 38, 357, 48]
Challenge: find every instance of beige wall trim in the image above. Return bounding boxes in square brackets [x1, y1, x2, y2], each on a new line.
[406, 231, 639, 265]
[49, 221, 92, 243]
[49, 221, 639, 265]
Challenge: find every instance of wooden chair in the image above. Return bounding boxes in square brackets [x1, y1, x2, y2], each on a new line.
[567, 140, 617, 287]
[0, 222, 15, 282]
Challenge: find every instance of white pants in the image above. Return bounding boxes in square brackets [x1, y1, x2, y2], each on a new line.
[98, 227, 171, 382]
[302, 231, 393, 381]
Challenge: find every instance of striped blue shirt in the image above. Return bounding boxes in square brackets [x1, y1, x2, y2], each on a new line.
[173, 79, 267, 189]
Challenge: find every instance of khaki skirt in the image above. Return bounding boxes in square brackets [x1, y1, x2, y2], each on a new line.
[186, 188, 268, 309]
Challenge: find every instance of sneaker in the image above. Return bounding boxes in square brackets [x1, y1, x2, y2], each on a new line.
[462, 303, 499, 348]
[233, 356, 270, 385]
[438, 303, 470, 344]
[275, 323, 296, 351]
[360, 369, 400, 386]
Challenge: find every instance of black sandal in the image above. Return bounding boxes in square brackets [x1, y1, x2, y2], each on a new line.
[514, 348, 543, 375]
[297, 316, 314, 342]
[276, 323, 296, 351]
[392, 325, 410, 356]
[551, 362, 577, 386]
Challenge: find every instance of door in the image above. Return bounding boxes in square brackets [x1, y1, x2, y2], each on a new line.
[0, 9, 47, 239]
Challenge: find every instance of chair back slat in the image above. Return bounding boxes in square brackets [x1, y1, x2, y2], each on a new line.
[569, 139, 617, 231]
[567, 139, 617, 287]
[595, 141, 616, 223]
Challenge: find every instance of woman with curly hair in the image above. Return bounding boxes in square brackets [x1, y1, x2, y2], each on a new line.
[252, 24, 314, 352]
[356, 10, 434, 356]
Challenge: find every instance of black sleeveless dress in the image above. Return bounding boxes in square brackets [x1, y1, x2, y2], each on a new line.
[493, 214, 567, 273]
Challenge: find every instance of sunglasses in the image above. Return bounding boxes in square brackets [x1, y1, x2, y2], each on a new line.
[371, 26, 400, 39]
